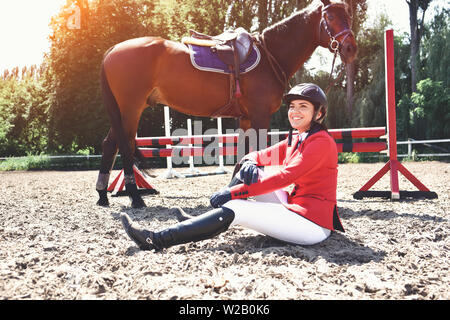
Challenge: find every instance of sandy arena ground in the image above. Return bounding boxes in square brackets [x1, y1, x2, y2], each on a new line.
[0, 161, 448, 300]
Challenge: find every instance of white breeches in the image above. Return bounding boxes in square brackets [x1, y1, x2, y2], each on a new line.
[223, 171, 331, 246]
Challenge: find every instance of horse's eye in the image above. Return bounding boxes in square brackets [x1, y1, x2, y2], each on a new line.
[327, 13, 334, 21]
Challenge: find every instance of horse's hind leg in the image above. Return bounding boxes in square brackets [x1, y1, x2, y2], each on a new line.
[96, 128, 118, 206]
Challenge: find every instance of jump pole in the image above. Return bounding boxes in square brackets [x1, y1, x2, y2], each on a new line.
[353, 29, 437, 200]
[134, 127, 386, 147]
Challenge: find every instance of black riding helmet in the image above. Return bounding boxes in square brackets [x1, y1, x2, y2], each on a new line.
[284, 83, 328, 146]
[284, 83, 327, 123]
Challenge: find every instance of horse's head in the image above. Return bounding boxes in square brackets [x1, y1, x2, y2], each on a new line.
[318, 0, 357, 64]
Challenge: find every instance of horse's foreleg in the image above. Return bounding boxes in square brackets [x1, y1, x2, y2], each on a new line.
[231, 118, 252, 178]
[250, 112, 271, 173]
[250, 114, 271, 152]
[121, 109, 147, 209]
[232, 112, 271, 177]
[96, 128, 118, 206]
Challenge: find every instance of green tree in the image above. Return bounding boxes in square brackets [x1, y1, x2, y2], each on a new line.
[0, 65, 50, 156]
[398, 7, 449, 140]
[394, 34, 416, 140]
[410, 78, 450, 139]
[46, 0, 155, 153]
[422, 8, 449, 87]
[344, 0, 368, 121]
[336, 11, 389, 130]
[152, 0, 232, 41]
[406, 0, 433, 92]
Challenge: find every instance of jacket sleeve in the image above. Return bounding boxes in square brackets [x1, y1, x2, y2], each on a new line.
[242, 138, 287, 167]
[230, 134, 332, 199]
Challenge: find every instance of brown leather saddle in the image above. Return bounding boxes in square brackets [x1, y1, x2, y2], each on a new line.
[188, 27, 253, 67]
[183, 27, 255, 118]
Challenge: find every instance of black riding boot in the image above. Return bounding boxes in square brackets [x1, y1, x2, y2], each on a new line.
[121, 207, 235, 251]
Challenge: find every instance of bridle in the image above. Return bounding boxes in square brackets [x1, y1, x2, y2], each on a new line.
[254, 3, 354, 92]
[320, 3, 354, 93]
[321, 3, 354, 55]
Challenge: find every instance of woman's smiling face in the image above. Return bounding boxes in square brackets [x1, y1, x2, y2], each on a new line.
[288, 99, 321, 132]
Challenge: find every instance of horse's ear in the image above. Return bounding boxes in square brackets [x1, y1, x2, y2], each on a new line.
[321, 0, 331, 5]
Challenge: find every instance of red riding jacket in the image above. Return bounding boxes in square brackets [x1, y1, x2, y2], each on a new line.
[230, 129, 344, 232]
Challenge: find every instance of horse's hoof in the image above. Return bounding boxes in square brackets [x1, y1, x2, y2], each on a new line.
[125, 183, 146, 208]
[97, 198, 110, 207]
[131, 198, 147, 209]
[96, 189, 109, 207]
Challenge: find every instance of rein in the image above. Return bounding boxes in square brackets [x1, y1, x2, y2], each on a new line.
[253, 33, 289, 90]
[325, 45, 346, 94]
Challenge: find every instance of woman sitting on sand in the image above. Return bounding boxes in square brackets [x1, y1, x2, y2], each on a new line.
[120, 83, 344, 251]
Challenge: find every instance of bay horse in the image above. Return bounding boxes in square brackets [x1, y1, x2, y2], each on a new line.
[96, 0, 357, 208]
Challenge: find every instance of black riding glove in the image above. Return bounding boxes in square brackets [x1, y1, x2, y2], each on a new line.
[210, 188, 232, 208]
[239, 160, 259, 185]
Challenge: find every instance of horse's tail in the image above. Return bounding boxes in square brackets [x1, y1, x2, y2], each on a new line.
[100, 58, 134, 175]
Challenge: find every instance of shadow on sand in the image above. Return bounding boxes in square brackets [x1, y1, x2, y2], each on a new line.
[115, 205, 387, 266]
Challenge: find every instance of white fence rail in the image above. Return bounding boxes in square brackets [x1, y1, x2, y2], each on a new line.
[397, 138, 450, 158]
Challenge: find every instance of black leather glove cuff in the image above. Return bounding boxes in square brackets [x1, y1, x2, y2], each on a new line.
[210, 188, 232, 208]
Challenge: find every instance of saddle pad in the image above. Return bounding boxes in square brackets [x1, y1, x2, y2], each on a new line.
[187, 44, 260, 74]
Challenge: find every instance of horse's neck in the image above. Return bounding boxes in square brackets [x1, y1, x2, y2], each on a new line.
[262, 7, 321, 79]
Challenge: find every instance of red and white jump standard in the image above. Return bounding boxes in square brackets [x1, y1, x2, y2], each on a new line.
[352, 29, 437, 200]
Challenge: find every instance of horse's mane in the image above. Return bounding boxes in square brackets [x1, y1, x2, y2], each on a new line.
[262, 1, 320, 37]
[262, 0, 349, 38]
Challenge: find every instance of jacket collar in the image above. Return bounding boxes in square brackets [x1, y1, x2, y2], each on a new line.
[287, 122, 324, 146]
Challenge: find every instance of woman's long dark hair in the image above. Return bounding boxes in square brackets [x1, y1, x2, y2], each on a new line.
[310, 121, 329, 134]
[287, 121, 329, 146]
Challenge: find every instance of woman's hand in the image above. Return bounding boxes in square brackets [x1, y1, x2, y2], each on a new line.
[239, 160, 259, 185]
[210, 188, 232, 208]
